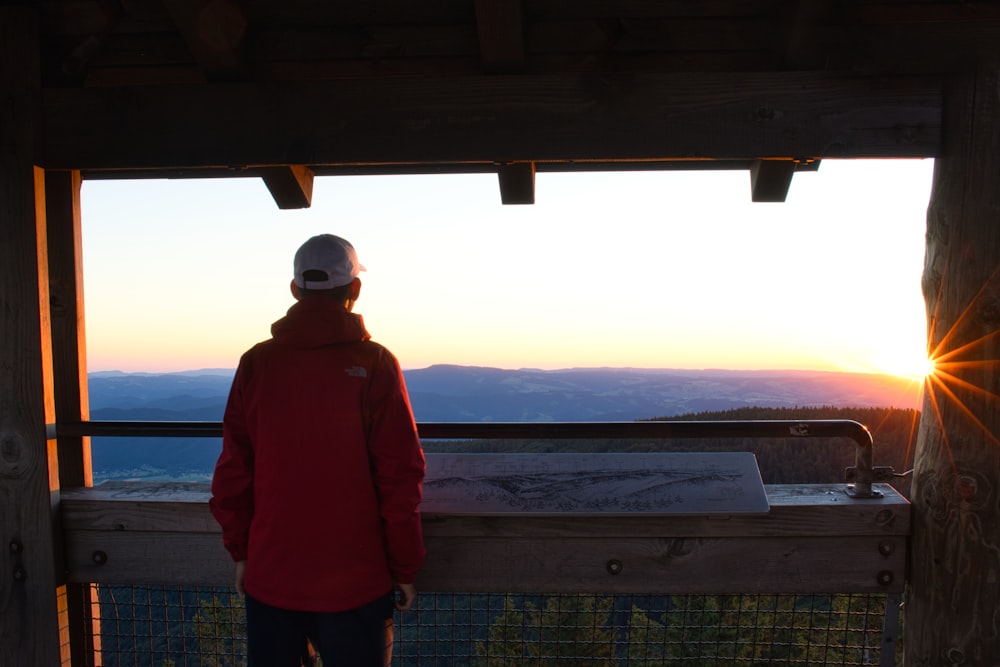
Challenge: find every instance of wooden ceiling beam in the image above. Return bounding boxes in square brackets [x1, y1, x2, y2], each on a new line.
[748, 158, 821, 203]
[76, 159, 766, 182]
[475, 0, 526, 73]
[749, 159, 796, 202]
[260, 165, 314, 209]
[40, 72, 941, 170]
[497, 161, 535, 204]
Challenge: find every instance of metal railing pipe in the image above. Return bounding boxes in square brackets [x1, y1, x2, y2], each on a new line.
[48, 419, 878, 497]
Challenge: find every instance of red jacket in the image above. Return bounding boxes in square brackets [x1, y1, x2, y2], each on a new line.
[210, 296, 426, 612]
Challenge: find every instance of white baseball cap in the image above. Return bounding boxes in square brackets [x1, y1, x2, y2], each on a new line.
[293, 234, 366, 289]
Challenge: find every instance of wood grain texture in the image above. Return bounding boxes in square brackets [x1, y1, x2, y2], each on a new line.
[39, 72, 942, 170]
[0, 8, 65, 665]
[475, 0, 525, 73]
[421, 535, 904, 594]
[61, 482, 910, 537]
[61, 481, 908, 595]
[907, 59, 1000, 667]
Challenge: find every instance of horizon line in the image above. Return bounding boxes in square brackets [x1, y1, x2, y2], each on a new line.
[86, 364, 919, 378]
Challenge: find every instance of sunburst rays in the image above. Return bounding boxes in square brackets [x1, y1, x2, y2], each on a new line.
[915, 257, 1000, 477]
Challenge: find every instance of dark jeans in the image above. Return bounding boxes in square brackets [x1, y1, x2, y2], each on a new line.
[245, 592, 395, 667]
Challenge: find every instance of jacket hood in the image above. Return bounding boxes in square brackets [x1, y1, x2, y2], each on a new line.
[270, 296, 371, 348]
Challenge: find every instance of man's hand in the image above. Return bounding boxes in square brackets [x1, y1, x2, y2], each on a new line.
[235, 560, 247, 597]
[394, 582, 417, 612]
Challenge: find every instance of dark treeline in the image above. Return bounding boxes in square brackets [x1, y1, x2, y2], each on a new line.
[657, 406, 919, 497]
[423, 406, 920, 498]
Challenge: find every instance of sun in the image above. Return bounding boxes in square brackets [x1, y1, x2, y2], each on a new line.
[872, 350, 937, 381]
[917, 356, 937, 379]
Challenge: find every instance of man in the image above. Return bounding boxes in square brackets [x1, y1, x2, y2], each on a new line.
[210, 233, 426, 666]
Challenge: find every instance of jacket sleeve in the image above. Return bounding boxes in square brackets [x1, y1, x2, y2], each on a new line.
[209, 360, 255, 562]
[367, 348, 426, 584]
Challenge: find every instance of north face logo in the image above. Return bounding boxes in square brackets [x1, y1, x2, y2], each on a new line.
[345, 366, 367, 378]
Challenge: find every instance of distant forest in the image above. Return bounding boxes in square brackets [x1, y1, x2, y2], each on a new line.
[422, 406, 919, 498]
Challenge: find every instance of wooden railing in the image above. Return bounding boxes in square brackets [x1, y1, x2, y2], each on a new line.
[57, 419, 905, 591]
[54, 420, 909, 665]
[61, 480, 908, 595]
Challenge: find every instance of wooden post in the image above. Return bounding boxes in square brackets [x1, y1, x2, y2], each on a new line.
[906, 59, 1000, 664]
[0, 7, 66, 666]
[46, 170, 100, 665]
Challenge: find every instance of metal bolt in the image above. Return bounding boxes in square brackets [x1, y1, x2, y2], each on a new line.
[12, 566, 26, 582]
[92, 550, 108, 565]
[878, 541, 895, 556]
[9, 539, 23, 555]
[877, 570, 894, 586]
[606, 559, 623, 575]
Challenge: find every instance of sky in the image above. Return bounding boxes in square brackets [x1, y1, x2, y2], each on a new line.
[80, 158, 935, 377]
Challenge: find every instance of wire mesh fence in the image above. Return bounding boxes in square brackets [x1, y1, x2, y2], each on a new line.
[88, 586, 897, 666]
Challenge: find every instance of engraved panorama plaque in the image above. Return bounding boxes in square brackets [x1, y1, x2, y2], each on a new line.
[421, 452, 769, 516]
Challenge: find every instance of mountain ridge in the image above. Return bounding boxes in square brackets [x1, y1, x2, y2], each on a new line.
[88, 364, 923, 421]
[85, 365, 923, 482]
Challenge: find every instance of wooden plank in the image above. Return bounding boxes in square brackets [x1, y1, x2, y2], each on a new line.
[61, 487, 224, 534]
[475, 0, 525, 73]
[421, 535, 905, 594]
[44, 170, 99, 666]
[40, 72, 942, 170]
[63, 528, 904, 595]
[423, 485, 910, 539]
[255, 52, 769, 83]
[906, 59, 1000, 664]
[48, 9, 992, 66]
[35, 2, 1000, 78]
[255, 25, 480, 63]
[0, 7, 65, 666]
[60, 482, 910, 537]
[838, 21, 1000, 75]
[66, 531, 233, 586]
